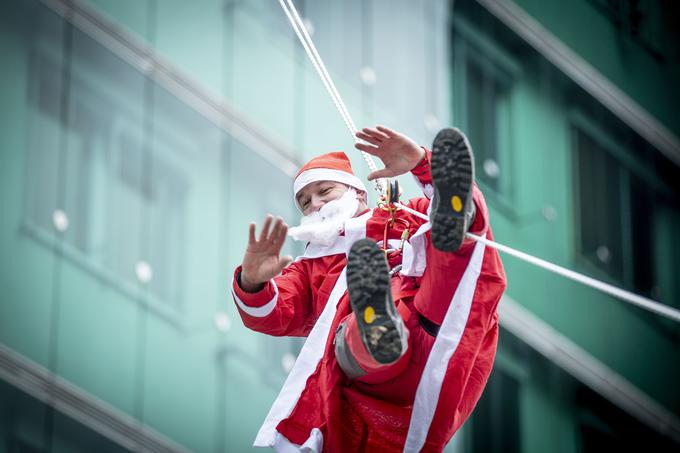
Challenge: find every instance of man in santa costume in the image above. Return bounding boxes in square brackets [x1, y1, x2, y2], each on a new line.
[231, 126, 506, 452]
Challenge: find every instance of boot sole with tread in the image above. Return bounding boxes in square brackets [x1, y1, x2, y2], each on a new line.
[347, 239, 404, 364]
[430, 128, 475, 252]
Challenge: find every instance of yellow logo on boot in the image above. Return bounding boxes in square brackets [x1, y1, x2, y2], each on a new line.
[451, 196, 462, 212]
[364, 307, 376, 324]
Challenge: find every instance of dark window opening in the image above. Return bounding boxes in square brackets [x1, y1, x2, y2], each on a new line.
[465, 57, 511, 194]
[576, 384, 679, 452]
[471, 369, 521, 453]
[574, 127, 656, 297]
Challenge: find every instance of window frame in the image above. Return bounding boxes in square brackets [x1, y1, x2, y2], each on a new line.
[451, 15, 520, 214]
[569, 110, 669, 295]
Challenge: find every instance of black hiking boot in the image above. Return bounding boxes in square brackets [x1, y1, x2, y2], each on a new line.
[346, 239, 407, 364]
[430, 128, 476, 252]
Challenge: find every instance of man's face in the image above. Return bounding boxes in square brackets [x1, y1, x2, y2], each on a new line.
[296, 181, 351, 216]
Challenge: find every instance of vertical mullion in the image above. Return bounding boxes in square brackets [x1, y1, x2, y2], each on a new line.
[453, 37, 466, 130]
[133, 0, 157, 434]
[573, 128, 583, 261]
[44, 7, 74, 452]
[215, 1, 236, 449]
[482, 60, 495, 189]
[498, 78, 511, 197]
[620, 169, 633, 289]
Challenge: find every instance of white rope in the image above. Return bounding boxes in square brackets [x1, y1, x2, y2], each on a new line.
[395, 202, 680, 324]
[277, 0, 680, 325]
[278, 0, 385, 193]
[279, 1, 355, 143]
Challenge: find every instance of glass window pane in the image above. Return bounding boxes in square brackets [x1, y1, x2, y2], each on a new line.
[64, 26, 147, 283]
[146, 81, 223, 310]
[227, 138, 298, 385]
[471, 369, 521, 453]
[576, 129, 624, 281]
[629, 174, 654, 295]
[465, 56, 511, 193]
[24, 6, 67, 235]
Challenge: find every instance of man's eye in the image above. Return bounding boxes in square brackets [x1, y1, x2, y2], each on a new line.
[320, 188, 331, 194]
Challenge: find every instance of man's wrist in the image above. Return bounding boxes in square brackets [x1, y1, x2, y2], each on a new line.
[411, 147, 429, 171]
[239, 271, 266, 293]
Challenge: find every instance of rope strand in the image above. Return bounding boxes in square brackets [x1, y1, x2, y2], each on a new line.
[394, 202, 680, 324]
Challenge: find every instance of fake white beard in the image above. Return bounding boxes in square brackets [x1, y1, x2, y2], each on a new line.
[288, 188, 360, 246]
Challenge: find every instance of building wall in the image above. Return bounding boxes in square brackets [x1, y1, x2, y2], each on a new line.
[449, 0, 679, 410]
[513, 0, 680, 136]
[0, 1, 299, 451]
[0, 0, 678, 452]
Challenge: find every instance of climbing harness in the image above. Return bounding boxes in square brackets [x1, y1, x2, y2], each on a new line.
[277, 0, 680, 324]
[377, 179, 410, 255]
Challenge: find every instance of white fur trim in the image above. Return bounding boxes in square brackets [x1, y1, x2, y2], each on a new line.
[270, 428, 323, 452]
[254, 268, 348, 448]
[412, 173, 434, 199]
[400, 222, 431, 277]
[342, 211, 371, 253]
[377, 239, 404, 253]
[294, 168, 367, 207]
[231, 280, 279, 317]
[403, 236, 487, 452]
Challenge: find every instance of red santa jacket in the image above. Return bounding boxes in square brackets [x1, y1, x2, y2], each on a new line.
[231, 153, 506, 452]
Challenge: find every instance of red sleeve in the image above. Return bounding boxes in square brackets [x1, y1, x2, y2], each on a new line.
[231, 260, 314, 337]
[410, 147, 433, 188]
[464, 183, 489, 244]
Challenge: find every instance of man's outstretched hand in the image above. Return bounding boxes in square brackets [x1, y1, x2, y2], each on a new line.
[240, 215, 293, 292]
[355, 126, 425, 180]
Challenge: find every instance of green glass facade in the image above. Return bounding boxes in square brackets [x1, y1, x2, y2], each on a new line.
[1, 0, 678, 452]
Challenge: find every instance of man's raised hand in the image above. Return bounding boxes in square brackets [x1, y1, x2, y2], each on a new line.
[355, 125, 425, 180]
[240, 215, 293, 292]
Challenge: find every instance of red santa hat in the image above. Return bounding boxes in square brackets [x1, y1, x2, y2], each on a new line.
[293, 152, 367, 208]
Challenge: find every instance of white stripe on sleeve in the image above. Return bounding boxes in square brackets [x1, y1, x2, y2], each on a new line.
[231, 280, 279, 318]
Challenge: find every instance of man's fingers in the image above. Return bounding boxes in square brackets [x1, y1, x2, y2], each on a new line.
[275, 221, 289, 244]
[355, 142, 379, 155]
[259, 215, 273, 242]
[360, 127, 389, 142]
[356, 131, 383, 146]
[271, 218, 287, 245]
[363, 127, 390, 141]
[367, 168, 395, 181]
[376, 125, 397, 137]
[268, 217, 283, 241]
[248, 223, 257, 244]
